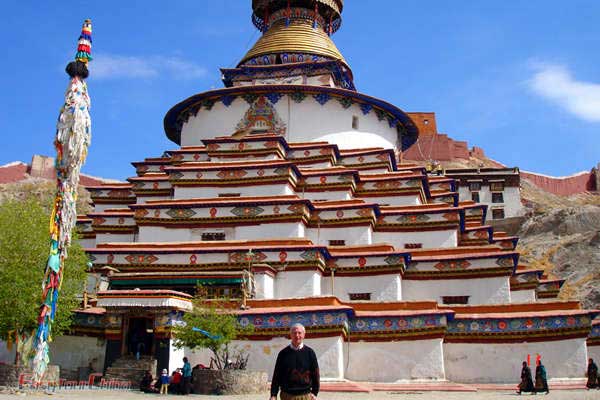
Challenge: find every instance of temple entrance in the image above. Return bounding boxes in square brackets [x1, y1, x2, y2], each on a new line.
[126, 317, 154, 357]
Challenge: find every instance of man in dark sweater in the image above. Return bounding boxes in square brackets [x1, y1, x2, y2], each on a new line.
[270, 323, 320, 400]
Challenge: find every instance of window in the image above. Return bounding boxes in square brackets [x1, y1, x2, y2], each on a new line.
[201, 232, 226, 241]
[218, 193, 241, 197]
[468, 181, 482, 191]
[423, 119, 429, 125]
[492, 208, 505, 219]
[352, 116, 359, 130]
[329, 240, 345, 246]
[404, 243, 423, 249]
[490, 181, 504, 192]
[349, 292, 371, 300]
[471, 192, 480, 203]
[492, 192, 504, 203]
[442, 295, 469, 305]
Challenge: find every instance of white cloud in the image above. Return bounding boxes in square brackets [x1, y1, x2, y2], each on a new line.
[528, 63, 600, 122]
[90, 53, 207, 80]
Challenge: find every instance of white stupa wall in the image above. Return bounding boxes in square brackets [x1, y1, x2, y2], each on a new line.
[169, 339, 186, 373]
[510, 290, 537, 303]
[275, 270, 322, 298]
[254, 272, 274, 299]
[180, 94, 400, 151]
[306, 225, 372, 246]
[345, 339, 445, 381]
[174, 183, 295, 199]
[444, 338, 588, 382]
[95, 233, 135, 243]
[137, 222, 304, 242]
[322, 274, 402, 301]
[184, 335, 344, 380]
[356, 194, 423, 206]
[402, 276, 511, 305]
[93, 204, 131, 213]
[373, 229, 457, 249]
[588, 345, 600, 364]
[300, 190, 352, 201]
[49, 335, 106, 375]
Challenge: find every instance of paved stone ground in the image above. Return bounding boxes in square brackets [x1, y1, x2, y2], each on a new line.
[1, 389, 600, 400]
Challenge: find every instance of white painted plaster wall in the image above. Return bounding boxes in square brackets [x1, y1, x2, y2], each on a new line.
[306, 225, 371, 246]
[93, 204, 130, 213]
[78, 238, 96, 249]
[183, 336, 344, 380]
[402, 276, 511, 305]
[275, 270, 322, 298]
[373, 229, 457, 249]
[235, 222, 305, 240]
[299, 190, 352, 201]
[322, 274, 401, 301]
[95, 233, 135, 243]
[510, 290, 537, 303]
[138, 222, 304, 242]
[588, 345, 600, 364]
[345, 339, 445, 381]
[136, 195, 171, 203]
[254, 273, 274, 299]
[356, 194, 422, 206]
[174, 183, 295, 200]
[457, 186, 523, 221]
[444, 338, 588, 382]
[49, 335, 106, 374]
[169, 339, 186, 373]
[180, 94, 400, 151]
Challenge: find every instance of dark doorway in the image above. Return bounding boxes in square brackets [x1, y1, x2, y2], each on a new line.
[127, 317, 154, 357]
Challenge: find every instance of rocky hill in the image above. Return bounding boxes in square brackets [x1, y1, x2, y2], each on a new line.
[517, 179, 600, 309]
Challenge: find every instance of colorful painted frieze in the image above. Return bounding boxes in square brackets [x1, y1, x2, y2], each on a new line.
[536, 278, 566, 299]
[128, 173, 173, 197]
[405, 248, 518, 279]
[166, 146, 209, 163]
[375, 204, 461, 231]
[446, 309, 597, 343]
[338, 148, 396, 171]
[130, 195, 311, 226]
[88, 209, 137, 234]
[86, 183, 136, 206]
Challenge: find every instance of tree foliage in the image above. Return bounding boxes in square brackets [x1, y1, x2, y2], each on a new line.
[173, 290, 253, 370]
[0, 198, 88, 343]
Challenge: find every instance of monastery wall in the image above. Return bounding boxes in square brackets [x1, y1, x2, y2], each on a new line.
[174, 183, 295, 199]
[322, 274, 402, 301]
[444, 338, 588, 382]
[403, 133, 472, 162]
[356, 194, 422, 206]
[49, 336, 106, 377]
[521, 169, 598, 196]
[345, 339, 445, 381]
[510, 290, 536, 303]
[402, 276, 511, 305]
[181, 95, 400, 150]
[306, 225, 371, 246]
[184, 336, 345, 380]
[588, 345, 600, 364]
[301, 190, 352, 202]
[456, 186, 524, 221]
[275, 270, 321, 298]
[95, 233, 134, 243]
[372, 228, 457, 249]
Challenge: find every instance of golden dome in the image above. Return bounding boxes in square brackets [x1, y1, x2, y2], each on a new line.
[239, 18, 346, 66]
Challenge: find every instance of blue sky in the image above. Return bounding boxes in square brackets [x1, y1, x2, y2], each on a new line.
[1, 1, 599, 180]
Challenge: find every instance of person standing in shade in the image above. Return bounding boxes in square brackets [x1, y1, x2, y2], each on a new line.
[535, 357, 549, 394]
[182, 356, 192, 394]
[270, 323, 320, 400]
[516, 361, 534, 395]
[587, 358, 599, 389]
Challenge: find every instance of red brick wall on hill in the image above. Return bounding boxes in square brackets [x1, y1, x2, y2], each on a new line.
[0, 155, 108, 186]
[403, 132, 474, 161]
[521, 169, 598, 196]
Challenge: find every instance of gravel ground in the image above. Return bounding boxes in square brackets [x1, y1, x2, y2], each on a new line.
[1, 389, 600, 400]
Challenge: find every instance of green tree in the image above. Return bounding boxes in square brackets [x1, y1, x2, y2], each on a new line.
[0, 198, 88, 363]
[173, 291, 253, 370]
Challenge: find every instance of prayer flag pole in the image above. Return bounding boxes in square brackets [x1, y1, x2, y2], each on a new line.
[27, 19, 93, 382]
